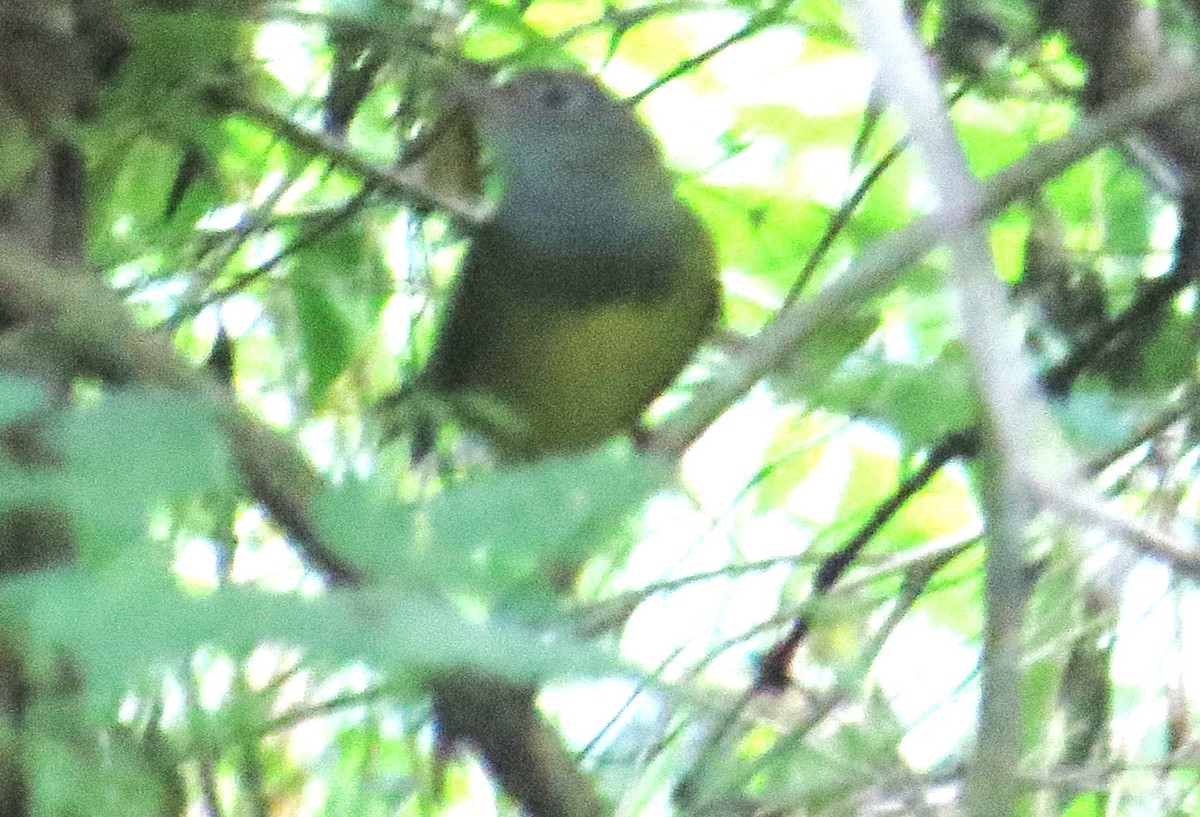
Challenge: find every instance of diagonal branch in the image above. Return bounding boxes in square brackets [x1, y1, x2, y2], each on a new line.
[0, 238, 612, 816]
[648, 67, 1200, 457]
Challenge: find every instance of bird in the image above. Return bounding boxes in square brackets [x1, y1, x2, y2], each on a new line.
[395, 69, 721, 461]
[395, 70, 721, 817]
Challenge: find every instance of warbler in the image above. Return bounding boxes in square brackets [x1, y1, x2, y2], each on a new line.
[404, 71, 721, 816]
[398, 69, 720, 460]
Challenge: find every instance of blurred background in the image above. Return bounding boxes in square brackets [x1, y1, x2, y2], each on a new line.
[0, 0, 1198, 815]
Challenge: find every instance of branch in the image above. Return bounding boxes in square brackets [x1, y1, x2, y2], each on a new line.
[206, 85, 489, 227]
[1032, 480, 1200, 579]
[1037, 0, 1200, 185]
[756, 429, 980, 690]
[649, 67, 1200, 456]
[630, 0, 793, 102]
[841, 5, 1039, 817]
[1042, 190, 1200, 395]
[0, 236, 619, 816]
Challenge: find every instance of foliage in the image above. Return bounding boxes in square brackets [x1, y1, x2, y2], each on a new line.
[1, 0, 1200, 816]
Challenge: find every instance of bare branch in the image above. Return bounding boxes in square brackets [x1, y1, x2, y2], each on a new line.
[649, 68, 1200, 456]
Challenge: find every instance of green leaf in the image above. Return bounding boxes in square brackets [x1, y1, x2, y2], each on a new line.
[774, 311, 880, 402]
[956, 99, 1044, 178]
[757, 196, 844, 293]
[1050, 389, 1141, 455]
[60, 391, 232, 563]
[291, 224, 392, 406]
[315, 450, 667, 601]
[853, 150, 916, 236]
[913, 545, 983, 637]
[0, 375, 46, 424]
[1103, 166, 1152, 257]
[7, 567, 626, 707]
[434, 453, 666, 594]
[292, 272, 357, 406]
[123, 10, 246, 90]
[1044, 149, 1115, 232]
[1138, 310, 1196, 392]
[818, 344, 981, 448]
[28, 728, 168, 817]
[878, 470, 980, 554]
[313, 477, 419, 583]
[96, 140, 181, 233]
[463, 0, 570, 61]
[757, 412, 844, 512]
[734, 104, 862, 149]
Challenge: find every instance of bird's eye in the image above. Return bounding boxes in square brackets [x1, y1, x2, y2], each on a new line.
[535, 81, 579, 111]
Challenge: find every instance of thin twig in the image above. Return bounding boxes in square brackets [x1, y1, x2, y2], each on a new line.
[1032, 480, 1200, 578]
[756, 429, 980, 689]
[649, 67, 1200, 456]
[207, 86, 489, 226]
[630, 0, 793, 102]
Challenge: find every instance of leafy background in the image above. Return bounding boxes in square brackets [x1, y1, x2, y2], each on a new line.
[0, 0, 1197, 816]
